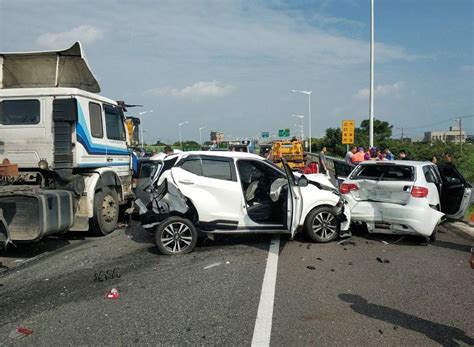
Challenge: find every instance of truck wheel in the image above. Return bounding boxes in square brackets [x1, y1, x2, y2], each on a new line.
[304, 206, 340, 243]
[90, 186, 119, 236]
[155, 216, 197, 255]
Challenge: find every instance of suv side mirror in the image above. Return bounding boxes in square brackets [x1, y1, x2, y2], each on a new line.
[298, 175, 309, 187]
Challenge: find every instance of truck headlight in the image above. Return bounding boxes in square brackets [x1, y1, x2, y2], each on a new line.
[38, 159, 49, 170]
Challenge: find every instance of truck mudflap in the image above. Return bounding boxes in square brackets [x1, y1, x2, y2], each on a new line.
[139, 176, 189, 229]
[0, 187, 75, 242]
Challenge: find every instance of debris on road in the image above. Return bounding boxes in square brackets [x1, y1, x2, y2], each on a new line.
[307, 244, 312, 250]
[316, 257, 323, 261]
[392, 236, 406, 244]
[337, 239, 356, 246]
[225, 261, 230, 264]
[380, 240, 389, 245]
[105, 288, 119, 299]
[376, 257, 390, 264]
[306, 266, 316, 270]
[378, 329, 383, 335]
[204, 262, 222, 270]
[9, 327, 33, 339]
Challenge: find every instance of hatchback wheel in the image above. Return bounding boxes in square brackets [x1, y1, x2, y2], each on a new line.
[305, 206, 340, 243]
[155, 217, 197, 255]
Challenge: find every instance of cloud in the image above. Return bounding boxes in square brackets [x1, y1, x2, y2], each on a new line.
[36, 25, 104, 49]
[146, 81, 235, 98]
[353, 81, 405, 100]
[461, 65, 473, 72]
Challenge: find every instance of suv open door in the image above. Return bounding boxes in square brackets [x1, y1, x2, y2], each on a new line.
[437, 164, 472, 220]
[281, 159, 303, 239]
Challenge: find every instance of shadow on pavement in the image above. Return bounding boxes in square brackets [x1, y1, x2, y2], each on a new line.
[339, 293, 474, 346]
[351, 229, 472, 253]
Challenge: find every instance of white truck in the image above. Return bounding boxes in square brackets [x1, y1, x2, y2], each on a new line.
[0, 42, 135, 247]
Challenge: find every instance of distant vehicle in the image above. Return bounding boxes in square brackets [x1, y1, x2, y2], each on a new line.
[0, 42, 137, 247]
[271, 140, 305, 171]
[135, 151, 351, 255]
[340, 161, 472, 240]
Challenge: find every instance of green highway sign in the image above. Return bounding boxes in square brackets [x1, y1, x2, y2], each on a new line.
[261, 132, 269, 138]
[278, 128, 290, 137]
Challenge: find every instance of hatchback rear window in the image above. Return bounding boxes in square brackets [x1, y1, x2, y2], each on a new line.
[351, 164, 415, 181]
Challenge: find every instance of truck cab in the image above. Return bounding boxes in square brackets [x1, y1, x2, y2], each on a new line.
[0, 42, 133, 246]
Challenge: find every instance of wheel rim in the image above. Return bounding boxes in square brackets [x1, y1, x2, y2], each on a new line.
[102, 194, 117, 223]
[312, 211, 337, 240]
[161, 222, 193, 253]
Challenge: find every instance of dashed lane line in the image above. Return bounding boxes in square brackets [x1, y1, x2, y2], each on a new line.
[251, 235, 280, 347]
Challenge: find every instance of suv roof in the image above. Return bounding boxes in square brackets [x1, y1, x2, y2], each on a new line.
[164, 151, 264, 161]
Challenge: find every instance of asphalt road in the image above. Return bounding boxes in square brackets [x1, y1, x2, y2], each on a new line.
[0, 222, 473, 346]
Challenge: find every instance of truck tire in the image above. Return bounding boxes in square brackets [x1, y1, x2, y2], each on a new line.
[90, 186, 119, 236]
[155, 216, 197, 255]
[304, 206, 340, 243]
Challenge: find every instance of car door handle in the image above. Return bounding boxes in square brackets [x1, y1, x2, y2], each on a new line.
[179, 180, 194, 185]
[107, 158, 113, 162]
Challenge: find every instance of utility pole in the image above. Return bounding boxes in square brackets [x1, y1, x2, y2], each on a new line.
[400, 127, 404, 143]
[369, 0, 375, 148]
[458, 118, 462, 153]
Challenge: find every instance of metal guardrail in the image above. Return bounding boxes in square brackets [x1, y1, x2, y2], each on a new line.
[306, 152, 354, 186]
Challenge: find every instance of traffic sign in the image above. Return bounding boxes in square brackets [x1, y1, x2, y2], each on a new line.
[261, 132, 269, 138]
[278, 128, 290, 137]
[342, 120, 355, 144]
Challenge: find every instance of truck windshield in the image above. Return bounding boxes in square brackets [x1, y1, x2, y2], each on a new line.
[0, 99, 40, 125]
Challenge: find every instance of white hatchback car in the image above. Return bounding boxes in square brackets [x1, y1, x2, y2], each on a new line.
[136, 151, 351, 255]
[340, 161, 472, 240]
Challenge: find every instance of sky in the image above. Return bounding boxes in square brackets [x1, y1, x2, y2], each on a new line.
[1, 0, 473, 143]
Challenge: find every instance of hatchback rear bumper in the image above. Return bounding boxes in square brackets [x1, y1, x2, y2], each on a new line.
[348, 199, 444, 237]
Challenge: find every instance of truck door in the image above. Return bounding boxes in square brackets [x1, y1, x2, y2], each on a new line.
[103, 105, 131, 189]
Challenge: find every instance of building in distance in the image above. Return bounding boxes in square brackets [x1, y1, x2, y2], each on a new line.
[424, 125, 466, 144]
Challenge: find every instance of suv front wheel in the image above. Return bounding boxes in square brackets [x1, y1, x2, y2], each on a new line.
[304, 206, 340, 243]
[155, 216, 197, 255]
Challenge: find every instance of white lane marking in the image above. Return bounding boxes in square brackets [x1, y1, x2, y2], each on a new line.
[251, 235, 280, 347]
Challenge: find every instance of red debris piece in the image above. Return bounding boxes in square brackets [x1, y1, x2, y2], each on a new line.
[105, 288, 119, 299]
[9, 327, 33, 339]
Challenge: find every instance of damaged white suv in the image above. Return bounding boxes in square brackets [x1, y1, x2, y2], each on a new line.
[340, 161, 472, 240]
[135, 152, 351, 255]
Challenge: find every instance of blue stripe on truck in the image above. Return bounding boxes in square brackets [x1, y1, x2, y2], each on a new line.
[76, 103, 130, 156]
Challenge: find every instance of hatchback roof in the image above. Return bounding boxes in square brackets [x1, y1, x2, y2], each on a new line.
[358, 160, 433, 167]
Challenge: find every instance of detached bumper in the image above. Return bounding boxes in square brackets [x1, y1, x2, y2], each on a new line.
[348, 199, 443, 237]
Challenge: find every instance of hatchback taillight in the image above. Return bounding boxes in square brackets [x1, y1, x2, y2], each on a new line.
[411, 186, 428, 198]
[339, 183, 359, 194]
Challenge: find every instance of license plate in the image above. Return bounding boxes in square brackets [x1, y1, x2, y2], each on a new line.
[369, 190, 391, 200]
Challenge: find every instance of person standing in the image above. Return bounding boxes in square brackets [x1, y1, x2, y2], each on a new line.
[319, 146, 328, 176]
[384, 147, 394, 160]
[352, 147, 365, 165]
[398, 150, 408, 160]
[345, 146, 357, 167]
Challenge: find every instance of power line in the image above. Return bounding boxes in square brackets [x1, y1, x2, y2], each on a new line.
[401, 114, 473, 130]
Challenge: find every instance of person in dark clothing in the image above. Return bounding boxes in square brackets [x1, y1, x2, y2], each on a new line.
[398, 150, 408, 160]
[319, 146, 328, 175]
